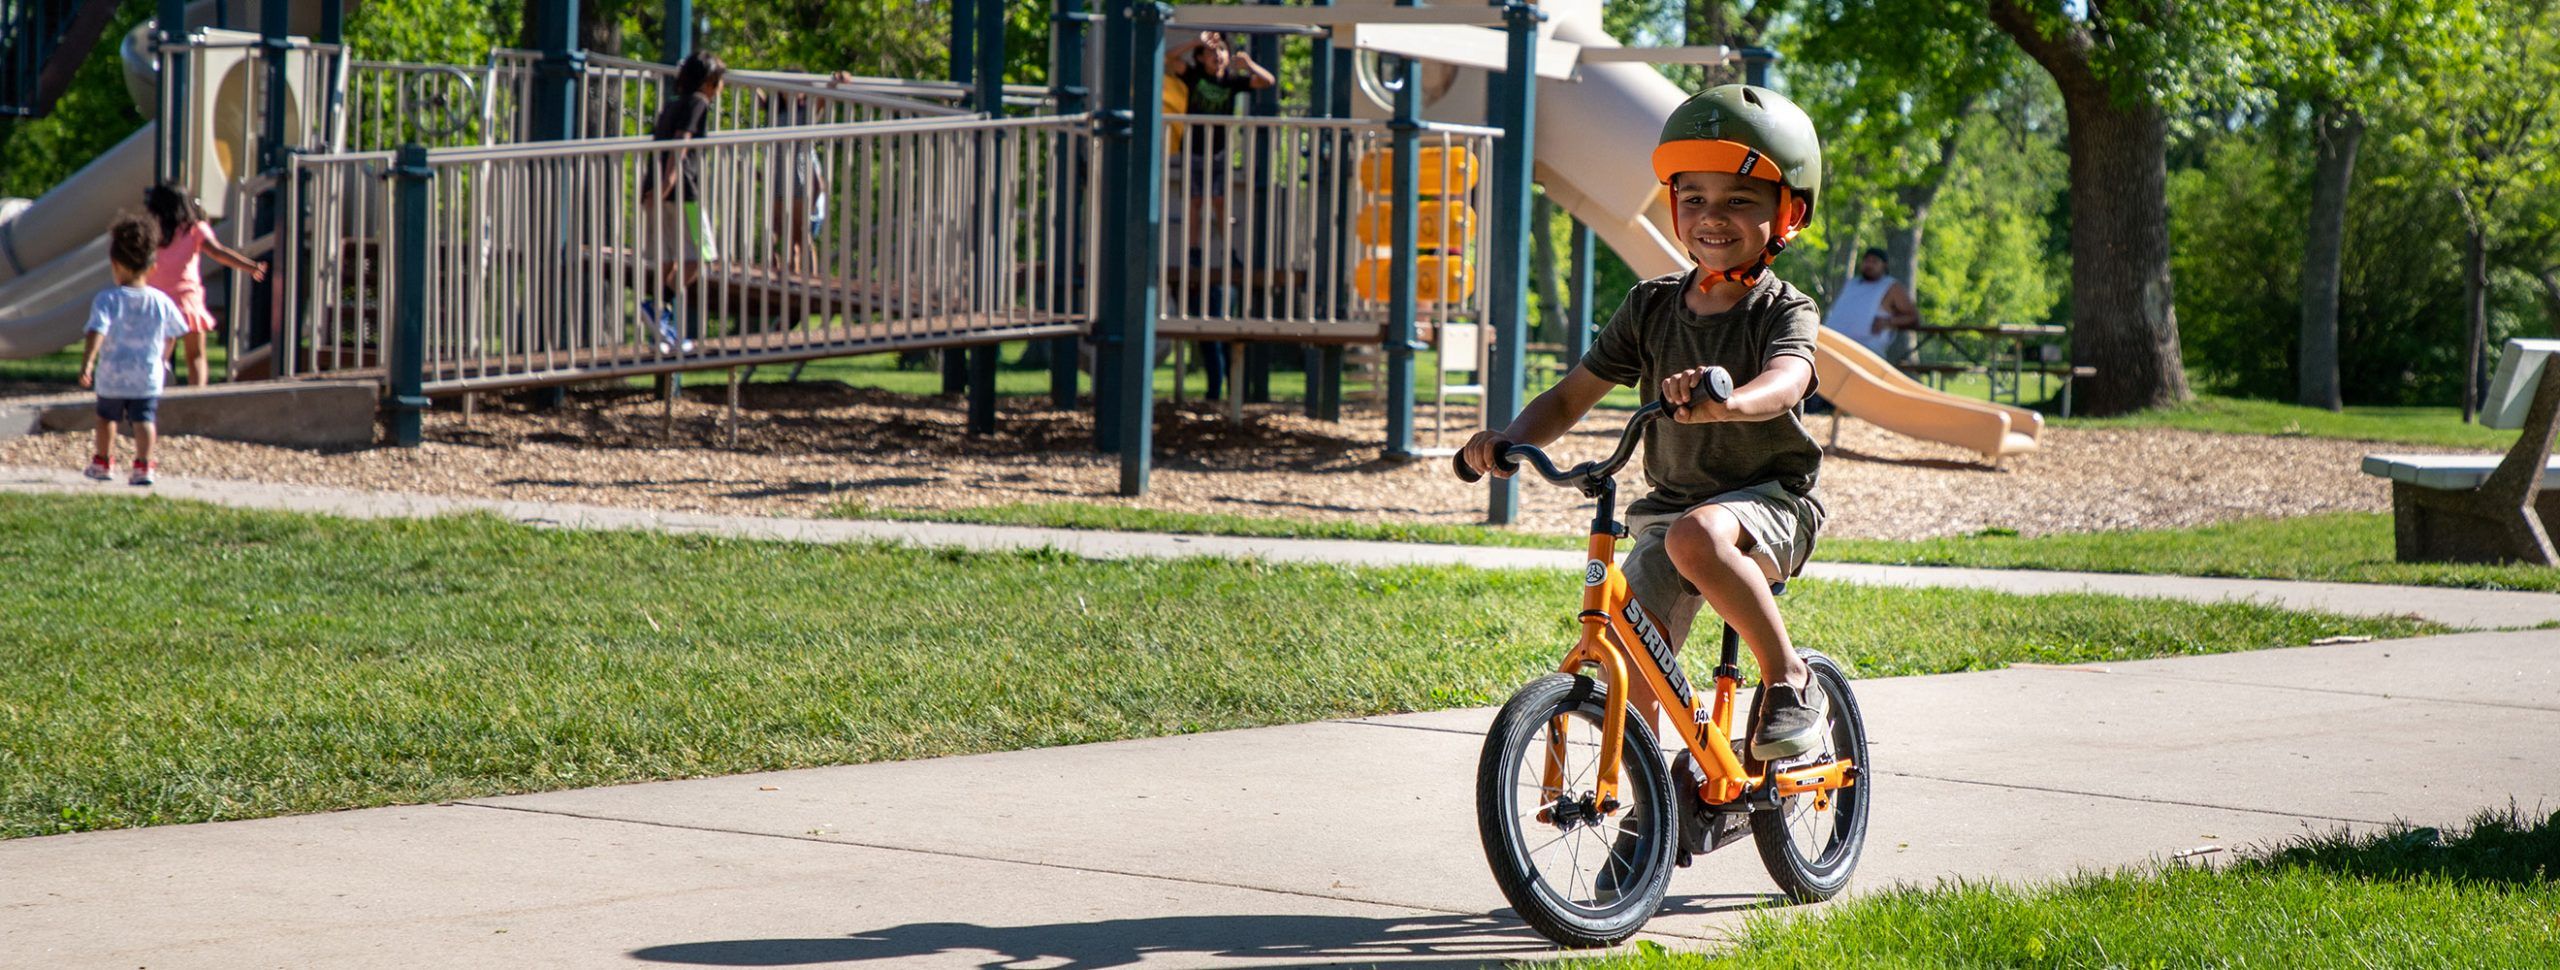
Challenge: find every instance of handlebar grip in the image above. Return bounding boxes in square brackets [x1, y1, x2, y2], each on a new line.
[1454, 447, 1521, 483]
[1698, 366, 1734, 404]
[1453, 451, 1483, 484]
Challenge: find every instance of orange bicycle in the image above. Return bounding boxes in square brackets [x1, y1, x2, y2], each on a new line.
[1454, 367, 1869, 947]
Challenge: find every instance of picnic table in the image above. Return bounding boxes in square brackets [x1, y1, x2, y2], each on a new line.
[1903, 323, 2091, 415]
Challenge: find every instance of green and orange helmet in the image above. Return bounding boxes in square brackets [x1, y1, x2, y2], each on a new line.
[1650, 84, 1823, 287]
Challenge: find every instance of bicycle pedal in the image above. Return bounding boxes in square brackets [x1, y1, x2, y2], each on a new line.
[1767, 751, 1831, 774]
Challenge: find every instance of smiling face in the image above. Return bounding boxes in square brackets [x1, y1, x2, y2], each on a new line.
[1669, 170, 1780, 273]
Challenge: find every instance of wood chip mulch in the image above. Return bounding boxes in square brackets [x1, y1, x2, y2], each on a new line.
[0, 381, 2423, 541]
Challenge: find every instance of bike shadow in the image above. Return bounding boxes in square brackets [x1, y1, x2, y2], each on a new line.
[629, 896, 1778, 968]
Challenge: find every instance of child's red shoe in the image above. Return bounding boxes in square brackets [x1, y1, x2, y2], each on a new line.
[83, 456, 111, 481]
[128, 460, 154, 487]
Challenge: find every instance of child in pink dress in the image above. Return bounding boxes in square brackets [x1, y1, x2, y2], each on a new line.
[142, 184, 267, 387]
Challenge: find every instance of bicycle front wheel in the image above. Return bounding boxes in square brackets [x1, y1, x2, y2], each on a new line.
[1751, 650, 1872, 902]
[1475, 673, 1677, 948]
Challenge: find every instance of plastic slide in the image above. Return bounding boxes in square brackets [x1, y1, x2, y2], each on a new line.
[0, 0, 339, 360]
[1350, 0, 2041, 458]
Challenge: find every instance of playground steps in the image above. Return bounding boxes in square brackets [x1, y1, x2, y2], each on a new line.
[0, 379, 380, 448]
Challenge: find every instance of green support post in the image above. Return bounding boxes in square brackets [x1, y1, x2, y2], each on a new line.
[1483, 1, 1540, 523]
[1047, 0, 1089, 411]
[663, 0, 692, 62]
[248, 0, 290, 356]
[1382, 23, 1420, 461]
[155, 0, 186, 183]
[1303, 0, 1337, 420]
[1239, 0, 1282, 405]
[1741, 46, 1776, 87]
[388, 144, 432, 448]
[967, 0, 1005, 435]
[942, 0, 977, 398]
[1566, 217, 1593, 367]
[530, 0, 582, 410]
[1091, 0, 1131, 452]
[1113, 0, 1170, 495]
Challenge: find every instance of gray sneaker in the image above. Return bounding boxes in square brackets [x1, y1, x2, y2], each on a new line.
[1750, 681, 1827, 761]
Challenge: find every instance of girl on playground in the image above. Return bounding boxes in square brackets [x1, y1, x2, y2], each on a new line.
[142, 183, 267, 387]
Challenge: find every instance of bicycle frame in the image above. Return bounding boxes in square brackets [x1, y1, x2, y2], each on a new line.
[1542, 478, 1857, 813]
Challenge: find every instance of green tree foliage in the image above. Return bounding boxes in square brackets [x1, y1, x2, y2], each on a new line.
[0, 0, 152, 199]
[1914, 106, 2068, 330]
[2171, 117, 2544, 406]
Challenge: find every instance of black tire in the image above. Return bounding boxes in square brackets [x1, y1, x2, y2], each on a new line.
[1476, 673, 1677, 948]
[1750, 651, 1871, 902]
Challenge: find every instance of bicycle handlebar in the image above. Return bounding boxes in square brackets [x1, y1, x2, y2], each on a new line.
[1452, 367, 1732, 485]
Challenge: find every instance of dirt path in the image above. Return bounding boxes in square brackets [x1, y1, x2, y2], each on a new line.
[0, 382, 2412, 539]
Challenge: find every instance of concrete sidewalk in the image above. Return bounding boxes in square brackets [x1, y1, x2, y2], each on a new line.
[7, 465, 2557, 629]
[6, 629, 2557, 968]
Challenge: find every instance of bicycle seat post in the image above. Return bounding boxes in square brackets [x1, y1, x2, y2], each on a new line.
[1713, 623, 1744, 685]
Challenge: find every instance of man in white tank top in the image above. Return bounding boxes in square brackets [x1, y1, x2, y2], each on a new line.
[1822, 248, 1918, 363]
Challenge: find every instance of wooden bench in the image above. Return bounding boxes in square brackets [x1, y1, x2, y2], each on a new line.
[2361, 338, 2560, 565]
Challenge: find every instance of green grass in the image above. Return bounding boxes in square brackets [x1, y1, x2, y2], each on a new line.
[1557, 806, 2560, 968]
[2055, 393, 2519, 450]
[0, 492, 2439, 839]
[0, 343, 231, 388]
[1824, 513, 2560, 593]
[837, 503, 2560, 594]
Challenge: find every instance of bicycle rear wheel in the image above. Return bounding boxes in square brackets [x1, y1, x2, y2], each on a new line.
[1476, 673, 1676, 948]
[1751, 650, 1871, 902]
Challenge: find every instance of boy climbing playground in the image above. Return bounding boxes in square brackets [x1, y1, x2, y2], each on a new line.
[1459, 84, 1830, 765]
[78, 214, 192, 487]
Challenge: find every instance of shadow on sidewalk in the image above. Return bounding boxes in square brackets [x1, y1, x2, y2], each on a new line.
[630, 896, 1772, 968]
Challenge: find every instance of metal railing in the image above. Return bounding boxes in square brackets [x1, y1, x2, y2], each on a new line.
[577, 52, 965, 141]
[1157, 115, 1494, 341]
[345, 59, 500, 150]
[726, 67, 1056, 110]
[279, 114, 1095, 392]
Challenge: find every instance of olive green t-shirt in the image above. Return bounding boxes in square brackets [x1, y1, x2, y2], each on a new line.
[1579, 270, 1825, 517]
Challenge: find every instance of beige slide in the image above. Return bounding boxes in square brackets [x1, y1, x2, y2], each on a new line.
[0, 0, 338, 360]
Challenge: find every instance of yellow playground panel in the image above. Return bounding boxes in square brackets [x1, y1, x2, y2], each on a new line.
[1354, 144, 1482, 304]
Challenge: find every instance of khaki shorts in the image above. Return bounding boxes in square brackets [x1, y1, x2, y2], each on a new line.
[651, 199, 717, 263]
[1620, 482, 1825, 648]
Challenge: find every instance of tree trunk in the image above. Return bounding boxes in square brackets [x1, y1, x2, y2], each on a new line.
[1885, 120, 1967, 309]
[2463, 225, 2489, 422]
[1530, 196, 1564, 345]
[2298, 105, 2361, 411]
[1988, 1, 2190, 415]
[1686, 0, 1731, 86]
[582, 5, 625, 57]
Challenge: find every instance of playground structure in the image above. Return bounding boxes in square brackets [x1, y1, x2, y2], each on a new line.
[0, 0, 2043, 524]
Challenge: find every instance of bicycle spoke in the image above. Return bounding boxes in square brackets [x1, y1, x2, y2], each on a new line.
[1564, 829, 1587, 903]
[1523, 826, 1573, 860]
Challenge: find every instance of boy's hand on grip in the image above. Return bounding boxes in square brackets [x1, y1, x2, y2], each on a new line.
[1663, 365, 1735, 424]
[1456, 430, 1515, 483]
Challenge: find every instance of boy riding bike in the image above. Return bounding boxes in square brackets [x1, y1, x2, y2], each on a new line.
[1460, 83, 1828, 765]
